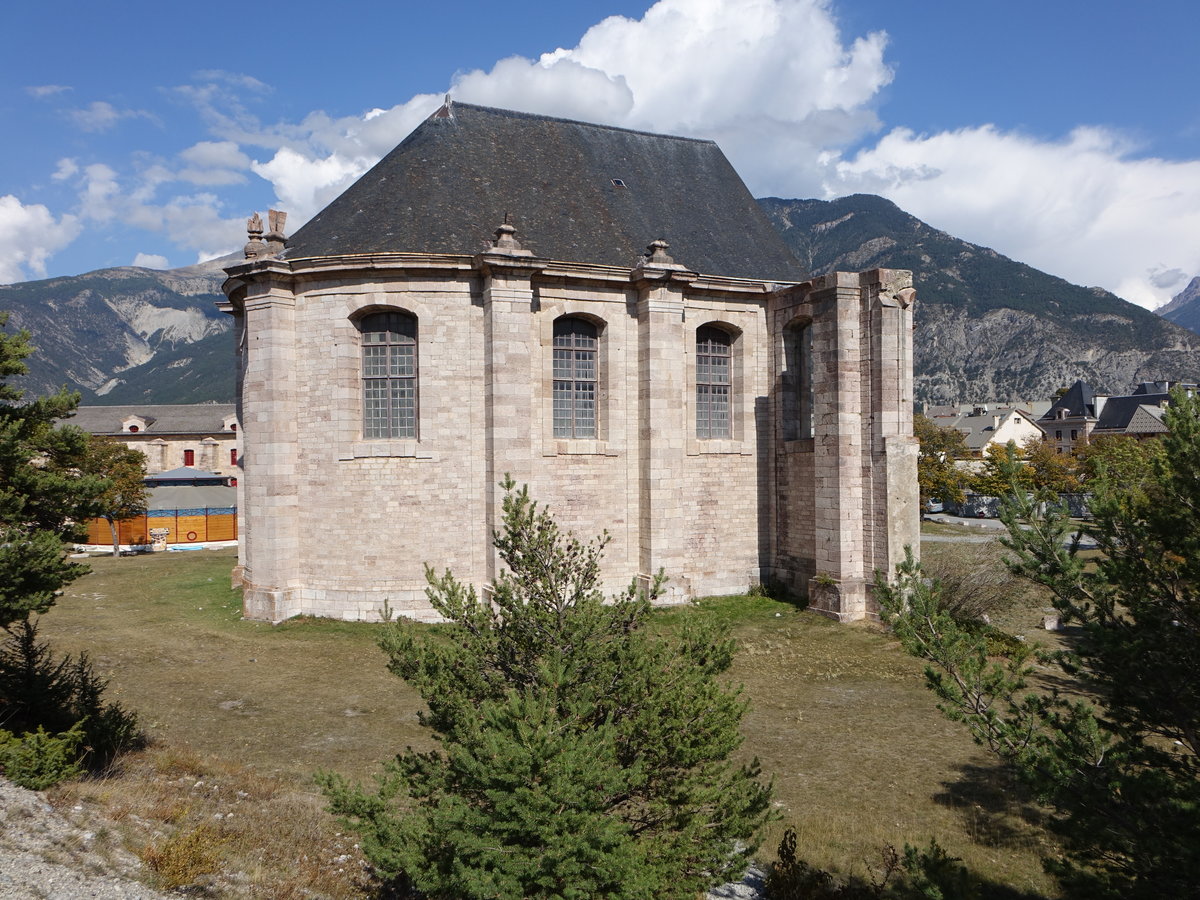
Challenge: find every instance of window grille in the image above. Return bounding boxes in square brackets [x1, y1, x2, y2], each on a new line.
[696, 326, 732, 439]
[553, 318, 598, 438]
[361, 311, 418, 439]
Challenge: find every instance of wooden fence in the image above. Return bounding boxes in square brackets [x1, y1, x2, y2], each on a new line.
[85, 507, 237, 546]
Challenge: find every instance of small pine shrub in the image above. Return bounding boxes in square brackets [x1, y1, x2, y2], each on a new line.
[142, 824, 228, 889]
[0, 619, 143, 772]
[0, 724, 84, 790]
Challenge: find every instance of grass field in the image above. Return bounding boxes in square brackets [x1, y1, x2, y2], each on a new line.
[34, 542, 1062, 898]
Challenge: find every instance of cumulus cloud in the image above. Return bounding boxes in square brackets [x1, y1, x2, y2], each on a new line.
[78, 163, 121, 222]
[52, 163, 244, 264]
[448, 0, 891, 194]
[826, 125, 1200, 309]
[8, 0, 1198, 311]
[180, 140, 251, 170]
[245, 95, 443, 222]
[231, 0, 890, 226]
[132, 252, 169, 269]
[0, 196, 80, 284]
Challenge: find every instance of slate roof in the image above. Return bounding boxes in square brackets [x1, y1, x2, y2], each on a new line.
[146, 466, 229, 484]
[147, 484, 237, 511]
[69, 404, 235, 435]
[1040, 381, 1098, 421]
[283, 102, 807, 282]
[948, 407, 1043, 451]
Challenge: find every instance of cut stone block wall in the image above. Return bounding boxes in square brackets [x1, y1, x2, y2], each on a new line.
[223, 254, 918, 623]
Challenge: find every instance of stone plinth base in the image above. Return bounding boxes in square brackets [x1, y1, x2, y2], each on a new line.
[806, 577, 872, 622]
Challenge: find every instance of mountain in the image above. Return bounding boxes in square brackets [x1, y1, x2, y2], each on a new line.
[3, 195, 1198, 407]
[759, 195, 1200, 404]
[1157, 276, 1200, 336]
[0, 256, 233, 404]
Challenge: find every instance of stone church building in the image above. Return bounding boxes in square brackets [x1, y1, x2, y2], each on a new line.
[221, 101, 918, 624]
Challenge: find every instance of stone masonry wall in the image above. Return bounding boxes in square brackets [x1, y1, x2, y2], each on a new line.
[225, 256, 917, 623]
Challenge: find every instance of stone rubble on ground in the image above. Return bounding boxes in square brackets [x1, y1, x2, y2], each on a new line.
[1, 775, 766, 899]
[0, 777, 170, 900]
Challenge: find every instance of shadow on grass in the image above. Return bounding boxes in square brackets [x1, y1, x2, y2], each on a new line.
[766, 834, 1053, 900]
[933, 762, 1050, 852]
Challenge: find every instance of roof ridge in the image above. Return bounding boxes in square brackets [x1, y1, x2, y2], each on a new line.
[444, 101, 718, 147]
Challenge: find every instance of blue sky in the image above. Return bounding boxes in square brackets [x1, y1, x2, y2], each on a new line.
[3, 0, 1197, 309]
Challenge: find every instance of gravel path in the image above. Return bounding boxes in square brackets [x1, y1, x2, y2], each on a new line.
[0, 778, 169, 900]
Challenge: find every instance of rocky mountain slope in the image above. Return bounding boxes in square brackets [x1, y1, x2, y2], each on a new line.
[0, 256, 233, 403]
[2, 197, 1198, 407]
[759, 195, 1200, 404]
[1157, 276, 1200, 336]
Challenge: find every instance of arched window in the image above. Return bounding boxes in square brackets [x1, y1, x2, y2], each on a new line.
[782, 321, 813, 440]
[696, 326, 732, 439]
[553, 317, 598, 439]
[361, 311, 418, 439]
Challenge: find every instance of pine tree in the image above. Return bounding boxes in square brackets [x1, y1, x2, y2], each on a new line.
[0, 312, 107, 629]
[879, 389, 1200, 898]
[319, 478, 773, 900]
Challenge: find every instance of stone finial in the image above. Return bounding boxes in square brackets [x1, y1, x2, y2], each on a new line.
[634, 238, 686, 273]
[244, 212, 266, 259]
[264, 209, 288, 256]
[487, 220, 533, 257]
[644, 239, 674, 266]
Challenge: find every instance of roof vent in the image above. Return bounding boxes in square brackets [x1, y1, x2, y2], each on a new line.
[611, 178, 626, 188]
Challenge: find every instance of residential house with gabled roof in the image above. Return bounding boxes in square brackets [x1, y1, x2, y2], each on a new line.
[220, 101, 919, 624]
[947, 406, 1045, 456]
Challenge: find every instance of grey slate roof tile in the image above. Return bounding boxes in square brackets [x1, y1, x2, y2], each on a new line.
[68, 404, 235, 435]
[283, 103, 807, 282]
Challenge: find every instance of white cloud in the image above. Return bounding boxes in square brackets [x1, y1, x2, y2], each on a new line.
[243, 95, 442, 222]
[51, 158, 78, 181]
[9, 0, 1198, 312]
[180, 140, 251, 170]
[826, 125, 1200, 309]
[26, 84, 71, 99]
[79, 163, 121, 222]
[235, 0, 889, 228]
[250, 148, 368, 222]
[447, 0, 891, 195]
[68, 100, 153, 132]
[0, 196, 80, 284]
[132, 252, 169, 269]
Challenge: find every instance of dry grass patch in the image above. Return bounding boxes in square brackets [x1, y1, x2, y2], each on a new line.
[53, 744, 370, 897]
[37, 545, 1063, 898]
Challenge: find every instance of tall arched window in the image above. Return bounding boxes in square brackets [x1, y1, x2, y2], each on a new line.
[553, 317, 597, 438]
[360, 311, 418, 439]
[696, 326, 732, 439]
[782, 320, 813, 440]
